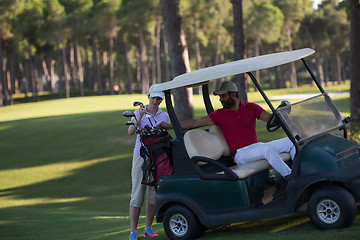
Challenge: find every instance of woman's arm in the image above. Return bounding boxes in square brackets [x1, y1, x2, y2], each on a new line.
[127, 105, 147, 135]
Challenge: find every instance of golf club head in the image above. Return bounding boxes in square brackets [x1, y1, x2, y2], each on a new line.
[146, 112, 154, 117]
[133, 101, 143, 107]
[124, 121, 134, 126]
[145, 112, 158, 125]
[122, 110, 135, 118]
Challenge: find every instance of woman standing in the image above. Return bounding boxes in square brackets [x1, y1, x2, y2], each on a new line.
[127, 86, 170, 240]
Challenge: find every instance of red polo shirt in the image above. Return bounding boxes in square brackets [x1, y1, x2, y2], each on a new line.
[209, 101, 265, 154]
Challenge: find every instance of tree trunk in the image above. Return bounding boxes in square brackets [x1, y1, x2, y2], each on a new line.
[124, 44, 134, 93]
[213, 8, 222, 93]
[102, 51, 108, 90]
[50, 59, 56, 91]
[193, 11, 203, 95]
[350, 0, 360, 130]
[136, 50, 141, 90]
[34, 59, 41, 93]
[42, 59, 51, 91]
[91, 34, 102, 95]
[163, 31, 171, 82]
[285, 21, 297, 88]
[70, 42, 77, 91]
[61, 48, 70, 98]
[0, 38, 7, 106]
[160, 0, 193, 121]
[109, 36, 114, 95]
[84, 39, 92, 90]
[61, 28, 70, 98]
[19, 62, 27, 98]
[10, 55, 18, 95]
[29, 57, 38, 101]
[139, 27, 150, 94]
[155, 13, 162, 84]
[323, 49, 330, 86]
[231, 0, 247, 102]
[75, 38, 84, 96]
[193, 12, 201, 70]
[272, 44, 284, 89]
[304, 25, 325, 86]
[151, 37, 157, 85]
[254, 35, 260, 87]
[335, 51, 342, 85]
[6, 65, 13, 105]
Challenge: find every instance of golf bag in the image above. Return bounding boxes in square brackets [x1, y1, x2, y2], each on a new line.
[140, 131, 173, 191]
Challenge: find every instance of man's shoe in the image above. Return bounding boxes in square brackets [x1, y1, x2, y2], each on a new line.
[129, 230, 138, 240]
[144, 226, 158, 237]
[278, 174, 291, 185]
[284, 174, 291, 182]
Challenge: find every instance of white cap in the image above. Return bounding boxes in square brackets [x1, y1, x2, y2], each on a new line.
[149, 84, 165, 99]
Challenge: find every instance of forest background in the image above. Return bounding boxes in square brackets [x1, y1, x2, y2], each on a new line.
[1, 1, 360, 239]
[0, 0, 360, 129]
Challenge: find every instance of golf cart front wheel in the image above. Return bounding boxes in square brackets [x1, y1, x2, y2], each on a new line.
[163, 205, 204, 240]
[308, 186, 356, 230]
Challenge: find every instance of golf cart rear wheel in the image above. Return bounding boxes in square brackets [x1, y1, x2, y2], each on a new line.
[308, 186, 356, 230]
[163, 205, 204, 240]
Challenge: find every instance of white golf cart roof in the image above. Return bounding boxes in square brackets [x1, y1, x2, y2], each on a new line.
[152, 48, 315, 92]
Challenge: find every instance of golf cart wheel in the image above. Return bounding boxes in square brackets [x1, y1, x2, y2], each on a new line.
[308, 186, 356, 230]
[163, 205, 204, 240]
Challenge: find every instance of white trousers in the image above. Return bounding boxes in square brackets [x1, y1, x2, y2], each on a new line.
[234, 137, 295, 177]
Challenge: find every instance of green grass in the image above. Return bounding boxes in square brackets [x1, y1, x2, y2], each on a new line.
[1, 84, 359, 240]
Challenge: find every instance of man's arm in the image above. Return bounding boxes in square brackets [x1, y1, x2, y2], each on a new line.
[159, 115, 215, 130]
[259, 110, 272, 122]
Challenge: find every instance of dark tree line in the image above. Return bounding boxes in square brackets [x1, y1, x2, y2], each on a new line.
[0, 0, 359, 128]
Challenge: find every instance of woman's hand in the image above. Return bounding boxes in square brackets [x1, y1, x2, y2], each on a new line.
[139, 105, 146, 117]
[159, 121, 172, 130]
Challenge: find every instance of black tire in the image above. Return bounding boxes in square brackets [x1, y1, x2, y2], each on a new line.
[163, 205, 205, 240]
[308, 186, 357, 230]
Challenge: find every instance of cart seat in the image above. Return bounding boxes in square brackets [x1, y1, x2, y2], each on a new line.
[184, 125, 231, 161]
[228, 153, 291, 179]
[184, 125, 291, 179]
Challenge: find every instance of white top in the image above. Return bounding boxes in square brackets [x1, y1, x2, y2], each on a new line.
[152, 48, 315, 92]
[132, 106, 170, 156]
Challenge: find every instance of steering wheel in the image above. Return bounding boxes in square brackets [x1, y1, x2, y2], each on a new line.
[266, 100, 291, 133]
[266, 113, 281, 132]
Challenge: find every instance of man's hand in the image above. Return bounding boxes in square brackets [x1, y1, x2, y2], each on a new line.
[159, 121, 172, 130]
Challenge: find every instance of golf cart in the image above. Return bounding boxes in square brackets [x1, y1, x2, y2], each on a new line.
[151, 48, 360, 239]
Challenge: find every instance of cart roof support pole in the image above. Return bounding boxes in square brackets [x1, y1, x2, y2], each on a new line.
[301, 58, 326, 94]
[247, 72, 275, 112]
[164, 90, 183, 139]
[202, 84, 214, 114]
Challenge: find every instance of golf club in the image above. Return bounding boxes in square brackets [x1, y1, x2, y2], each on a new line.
[125, 121, 134, 126]
[146, 112, 158, 125]
[145, 114, 155, 127]
[133, 101, 143, 107]
[122, 110, 135, 118]
[123, 110, 140, 127]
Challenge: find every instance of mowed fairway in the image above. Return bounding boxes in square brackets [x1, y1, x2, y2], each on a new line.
[1, 87, 359, 240]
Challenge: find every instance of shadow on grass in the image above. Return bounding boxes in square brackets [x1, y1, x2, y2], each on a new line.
[0, 110, 132, 170]
[0, 110, 136, 213]
[201, 209, 360, 240]
[0, 156, 132, 213]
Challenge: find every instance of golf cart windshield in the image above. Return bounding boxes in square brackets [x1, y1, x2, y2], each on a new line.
[277, 93, 345, 144]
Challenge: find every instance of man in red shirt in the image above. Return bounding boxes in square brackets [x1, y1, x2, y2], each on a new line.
[160, 81, 294, 178]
